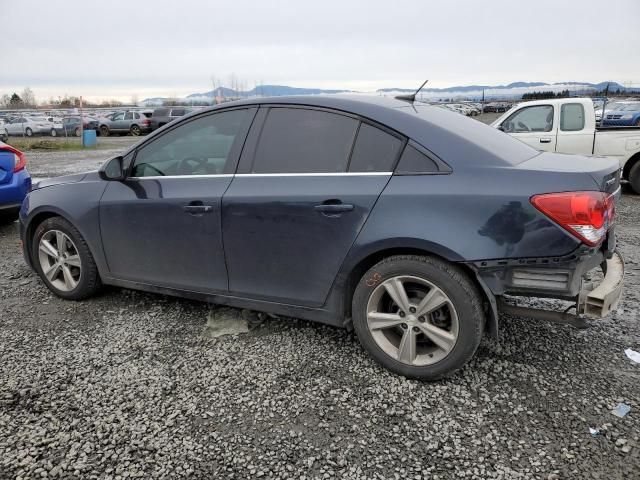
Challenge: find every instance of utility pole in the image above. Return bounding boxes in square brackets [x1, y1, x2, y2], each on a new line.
[79, 96, 84, 144]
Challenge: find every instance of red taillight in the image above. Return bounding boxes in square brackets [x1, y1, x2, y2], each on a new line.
[0, 144, 27, 173]
[143, 119, 150, 125]
[531, 191, 615, 246]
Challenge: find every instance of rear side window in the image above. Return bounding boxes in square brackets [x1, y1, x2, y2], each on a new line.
[251, 108, 358, 173]
[395, 145, 439, 174]
[171, 109, 185, 116]
[560, 103, 585, 131]
[348, 123, 403, 172]
[124, 112, 133, 120]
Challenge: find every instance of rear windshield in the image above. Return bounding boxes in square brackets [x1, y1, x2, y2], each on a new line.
[411, 105, 539, 165]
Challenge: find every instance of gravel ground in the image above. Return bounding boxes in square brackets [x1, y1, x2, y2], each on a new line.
[0, 150, 638, 479]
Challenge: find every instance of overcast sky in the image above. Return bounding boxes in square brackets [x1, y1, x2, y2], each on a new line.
[2, 0, 639, 102]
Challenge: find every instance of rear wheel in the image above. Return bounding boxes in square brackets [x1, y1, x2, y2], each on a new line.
[352, 255, 485, 380]
[50, 128, 57, 137]
[75, 127, 81, 137]
[130, 124, 141, 136]
[100, 125, 110, 137]
[32, 216, 101, 300]
[629, 160, 640, 195]
[1, 129, 7, 141]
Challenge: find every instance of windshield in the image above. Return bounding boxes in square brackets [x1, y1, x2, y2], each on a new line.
[31, 117, 49, 122]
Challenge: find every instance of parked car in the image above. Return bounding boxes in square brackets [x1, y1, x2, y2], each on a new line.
[0, 142, 31, 223]
[54, 116, 100, 137]
[601, 102, 640, 127]
[98, 111, 151, 136]
[594, 101, 625, 122]
[492, 98, 640, 194]
[149, 107, 190, 131]
[3, 116, 55, 137]
[19, 95, 623, 380]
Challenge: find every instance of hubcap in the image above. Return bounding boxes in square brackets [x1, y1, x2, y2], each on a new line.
[366, 275, 459, 366]
[38, 230, 82, 292]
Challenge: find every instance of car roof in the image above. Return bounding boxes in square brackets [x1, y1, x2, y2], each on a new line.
[190, 95, 538, 167]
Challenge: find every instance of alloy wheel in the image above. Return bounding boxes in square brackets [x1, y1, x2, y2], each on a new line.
[366, 275, 459, 366]
[38, 230, 82, 292]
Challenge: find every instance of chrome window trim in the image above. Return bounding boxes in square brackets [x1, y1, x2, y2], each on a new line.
[128, 172, 393, 180]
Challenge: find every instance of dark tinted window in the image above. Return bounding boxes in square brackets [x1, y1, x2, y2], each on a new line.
[153, 108, 169, 117]
[348, 123, 403, 172]
[252, 108, 358, 173]
[124, 112, 133, 120]
[132, 109, 250, 177]
[395, 145, 439, 174]
[171, 109, 185, 116]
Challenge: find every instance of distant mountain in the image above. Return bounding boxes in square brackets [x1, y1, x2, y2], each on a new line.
[141, 81, 634, 105]
[187, 84, 352, 99]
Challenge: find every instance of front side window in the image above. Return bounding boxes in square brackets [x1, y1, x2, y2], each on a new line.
[348, 123, 403, 172]
[560, 103, 585, 131]
[251, 108, 358, 173]
[112, 112, 125, 121]
[502, 105, 554, 133]
[131, 109, 250, 177]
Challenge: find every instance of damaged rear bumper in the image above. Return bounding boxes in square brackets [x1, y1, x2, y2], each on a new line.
[472, 248, 624, 330]
[578, 251, 624, 318]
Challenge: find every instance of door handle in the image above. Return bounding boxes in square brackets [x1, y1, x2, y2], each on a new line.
[314, 200, 354, 215]
[539, 138, 552, 144]
[183, 203, 213, 215]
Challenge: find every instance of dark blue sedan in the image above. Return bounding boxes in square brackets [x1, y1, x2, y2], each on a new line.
[0, 142, 31, 223]
[602, 102, 640, 127]
[18, 96, 624, 379]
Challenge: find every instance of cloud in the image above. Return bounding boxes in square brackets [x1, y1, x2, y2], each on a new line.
[2, 0, 639, 101]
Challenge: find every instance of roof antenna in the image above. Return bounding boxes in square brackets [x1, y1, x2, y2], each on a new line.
[395, 79, 429, 103]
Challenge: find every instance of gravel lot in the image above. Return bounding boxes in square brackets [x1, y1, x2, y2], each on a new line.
[0, 146, 639, 479]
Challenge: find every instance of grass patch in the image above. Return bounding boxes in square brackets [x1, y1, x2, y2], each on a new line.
[6, 138, 97, 152]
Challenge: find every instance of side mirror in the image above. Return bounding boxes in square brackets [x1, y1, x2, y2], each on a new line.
[99, 156, 125, 181]
[497, 125, 505, 132]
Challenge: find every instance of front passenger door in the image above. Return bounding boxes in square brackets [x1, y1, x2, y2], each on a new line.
[99, 107, 256, 292]
[500, 105, 557, 152]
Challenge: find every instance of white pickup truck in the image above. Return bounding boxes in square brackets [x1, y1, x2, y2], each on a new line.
[492, 98, 640, 193]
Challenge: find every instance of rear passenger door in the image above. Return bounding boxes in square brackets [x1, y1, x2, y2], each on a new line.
[222, 106, 404, 307]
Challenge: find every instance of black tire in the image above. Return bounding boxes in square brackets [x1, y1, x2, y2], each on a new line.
[130, 124, 141, 136]
[100, 125, 110, 137]
[31, 216, 101, 300]
[629, 160, 640, 195]
[0, 211, 19, 224]
[352, 255, 485, 380]
[75, 127, 81, 137]
[50, 128, 57, 137]
[1, 129, 7, 141]
[25, 127, 33, 137]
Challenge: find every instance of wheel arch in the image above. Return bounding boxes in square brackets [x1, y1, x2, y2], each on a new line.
[23, 209, 103, 276]
[340, 240, 498, 338]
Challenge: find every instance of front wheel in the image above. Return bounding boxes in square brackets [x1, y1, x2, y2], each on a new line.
[50, 128, 57, 137]
[25, 127, 33, 137]
[0, 129, 7, 141]
[32, 216, 101, 300]
[352, 255, 485, 380]
[75, 127, 81, 137]
[99, 125, 110, 137]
